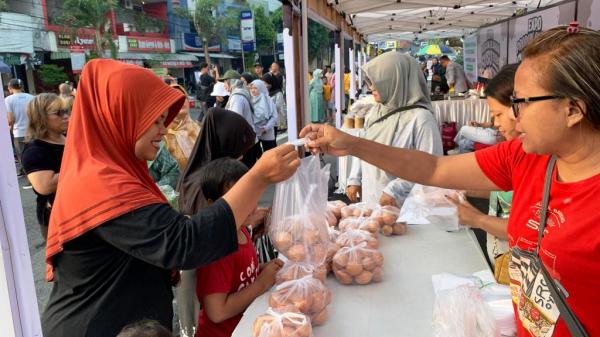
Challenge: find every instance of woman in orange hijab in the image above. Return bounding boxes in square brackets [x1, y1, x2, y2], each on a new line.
[41, 59, 300, 337]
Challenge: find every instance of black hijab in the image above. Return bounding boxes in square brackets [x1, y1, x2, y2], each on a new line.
[177, 108, 256, 215]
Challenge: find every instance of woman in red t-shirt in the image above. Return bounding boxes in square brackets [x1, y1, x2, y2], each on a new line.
[300, 26, 600, 337]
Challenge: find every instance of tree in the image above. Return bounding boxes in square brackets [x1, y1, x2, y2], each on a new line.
[0, 0, 7, 11]
[308, 20, 330, 63]
[59, 0, 117, 58]
[176, 0, 219, 65]
[271, 7, 283, 33]
[38, 64, 69, 88]
[253, 5, 276, 56]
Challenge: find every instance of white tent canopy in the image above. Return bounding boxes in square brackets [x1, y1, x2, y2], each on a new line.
[326, 0, 565, 41]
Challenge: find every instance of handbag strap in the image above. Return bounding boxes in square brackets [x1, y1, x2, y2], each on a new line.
[369, 105, 428, 126]
[537, 155, 589, 337]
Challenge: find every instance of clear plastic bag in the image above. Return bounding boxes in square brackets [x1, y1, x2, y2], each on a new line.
[270, 156, 331, 264]
[372, 205, 407, 236]
[326, 227, 341, 272]
[340, 202, 376, 219]
[432, 285, 498, 337]
[399, 184, 464, 231]
[336, 228, 379, 249]
[252, 308, 313, 337]
[332, 242, 384, 285]
[268, 275, 332, 326]
[276, 262, 327, 285]
[327, 200, 347, 221]
[432, 271, 516, 337]
[338, 216, 380, 236]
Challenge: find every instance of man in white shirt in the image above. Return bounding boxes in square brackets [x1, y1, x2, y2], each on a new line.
[5, 79, 34, 175]
[440, 55, 469, 94]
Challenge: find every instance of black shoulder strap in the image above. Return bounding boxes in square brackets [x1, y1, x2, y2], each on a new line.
[537, 155, 589, 337]
[369, 104, 428, 127]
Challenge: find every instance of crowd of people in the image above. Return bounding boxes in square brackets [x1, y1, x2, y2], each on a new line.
[3, 23, 599, 337]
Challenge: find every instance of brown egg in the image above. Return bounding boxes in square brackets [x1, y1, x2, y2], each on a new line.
[311, 244, 327, 263]
[281, 326, 296, 337]
[393, 222, 407, 235]
[295, 321, 312, 337]
[362, 256, 375, 271]
[340, 207, 354, 218]
[352, 208, 363, 217]
[382, 214, 396, 226]
[287, 244, 307, 262]
[345, 263, 363, 276]
[333, 251, 349, 268]
[273, 231, 293, 251]
[373, 251, 384, 266]
[312, 308, 328, 326]
[372, 267, 384, 282]
[363, 220, 380, 234]
[276, 266, 297, 284]
[314, 265, 327, 283]
[367, 238, 379, 249]
[381, 225, 393, 236]
[355, 270, 373, 285]
[334, 268, 353, 284]
[325, 211, 338, 227]
[362, 208, 373, 217]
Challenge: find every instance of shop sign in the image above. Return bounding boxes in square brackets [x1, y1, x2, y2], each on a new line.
[57, 32, 95, 49]
[127, 37, 171, 52]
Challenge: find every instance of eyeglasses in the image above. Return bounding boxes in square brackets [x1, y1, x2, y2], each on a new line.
[510, 95, 563, 118]
[48, 109, 69, 118]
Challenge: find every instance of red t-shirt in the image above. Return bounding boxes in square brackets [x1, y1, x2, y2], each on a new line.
[475, 139, 600, 337]
[195, 228, 259, 337]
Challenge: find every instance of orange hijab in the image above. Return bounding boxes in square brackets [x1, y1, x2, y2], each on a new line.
[46, 59, 185, 281]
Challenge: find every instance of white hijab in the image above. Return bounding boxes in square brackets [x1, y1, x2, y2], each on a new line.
[250, 79, 276, 125]
[362, 51, 432, 145]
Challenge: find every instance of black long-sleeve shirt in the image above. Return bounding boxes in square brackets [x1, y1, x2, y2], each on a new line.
[41, 199, 237, 337]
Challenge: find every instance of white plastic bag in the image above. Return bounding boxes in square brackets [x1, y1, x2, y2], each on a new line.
[399, 184, 464, 231]
[432, 271, 516, 337]
[269, 156, 331, 264]
[432, 285, 498, 337]
[268, 275, 332, 326]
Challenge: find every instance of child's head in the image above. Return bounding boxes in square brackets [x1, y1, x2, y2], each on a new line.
[199, 157, 249, 203]
[116, 319, 173, 337]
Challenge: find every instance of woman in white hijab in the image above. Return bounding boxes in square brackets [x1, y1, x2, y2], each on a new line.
[250, 79, 278, 151]
[347, 51, 443, 207]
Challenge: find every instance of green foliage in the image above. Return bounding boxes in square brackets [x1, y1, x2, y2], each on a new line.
[59, 0, 116, 30]
[191, 0, 219, 42]
[0, 0, 7, 11]
[308, 20, 330, 62]
[38, 64, 69, 87]
[271, 7, 283, 33]
[134, 13, 164, 33]
[253, 5, 276, 55]
[59, 0, 117, 57]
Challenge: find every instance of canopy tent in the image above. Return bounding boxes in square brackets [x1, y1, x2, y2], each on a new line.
[325, 0, 565, 42]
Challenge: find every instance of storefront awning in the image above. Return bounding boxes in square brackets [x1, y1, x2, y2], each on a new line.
[181, 52, 238, 60]
[117, 52, 198, 68]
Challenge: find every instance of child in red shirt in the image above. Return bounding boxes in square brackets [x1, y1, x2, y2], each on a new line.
[194, 158, 283, 337]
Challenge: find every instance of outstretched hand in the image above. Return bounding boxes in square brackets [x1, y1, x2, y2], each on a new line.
[299, 124, 354, 157]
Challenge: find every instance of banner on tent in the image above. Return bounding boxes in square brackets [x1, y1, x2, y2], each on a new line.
[477, 22, 508, 78]
[507, 1, 575, 63]
[462, 34, 478, 84]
